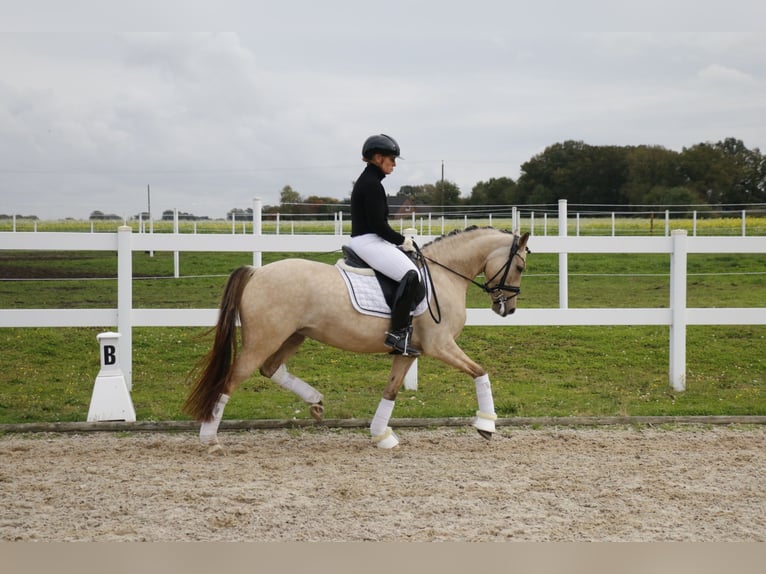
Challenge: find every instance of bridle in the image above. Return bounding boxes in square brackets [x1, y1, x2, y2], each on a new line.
[416, 234, 527, 319]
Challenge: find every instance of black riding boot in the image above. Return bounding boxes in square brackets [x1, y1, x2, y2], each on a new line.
[385, 270, 422, 357]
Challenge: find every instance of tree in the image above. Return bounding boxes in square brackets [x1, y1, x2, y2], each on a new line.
[467, 177, 517, 205]
[303, 195, 341, 215]
[226, 207, 253, 221]
[713, 138, 766, 204]
[622, 145, 685, 206]
[396, 184, 435, 205]
[433, 180, 461, 207]
[679, 143, 737, 205]
[89, 210, 121, 220]
[279, 185, 303, 214]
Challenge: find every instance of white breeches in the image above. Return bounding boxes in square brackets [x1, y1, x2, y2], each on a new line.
[348, 233, 418, 281]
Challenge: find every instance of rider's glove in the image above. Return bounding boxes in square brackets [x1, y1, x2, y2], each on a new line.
[401, 236, 416, 253]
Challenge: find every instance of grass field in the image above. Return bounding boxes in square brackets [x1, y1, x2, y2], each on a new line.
[2, 213, 766, 237]
[1, 220, 764, 424]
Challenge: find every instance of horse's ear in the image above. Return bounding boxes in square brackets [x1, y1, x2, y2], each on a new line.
[519, 231, 530, 251]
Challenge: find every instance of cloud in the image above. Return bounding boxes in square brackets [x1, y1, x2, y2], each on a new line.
[697, 63, 756, 84]
[1, 26, 766, 220]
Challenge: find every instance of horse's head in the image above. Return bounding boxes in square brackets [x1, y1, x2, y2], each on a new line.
[483, 231, 530, 316]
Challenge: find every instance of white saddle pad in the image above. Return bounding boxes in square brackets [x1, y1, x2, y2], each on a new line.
[336, 260, 429, 319]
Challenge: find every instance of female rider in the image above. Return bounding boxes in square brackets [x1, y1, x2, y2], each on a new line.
[348, 134, 423, 356]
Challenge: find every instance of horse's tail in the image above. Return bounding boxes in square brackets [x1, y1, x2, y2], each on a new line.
[182, 265, 256, 422]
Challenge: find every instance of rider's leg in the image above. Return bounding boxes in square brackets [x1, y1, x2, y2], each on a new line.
[347, 234, 423, 356]
[384, 270, 424, 356]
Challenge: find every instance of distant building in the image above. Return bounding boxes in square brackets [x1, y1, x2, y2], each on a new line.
[387, 196, 416, 219]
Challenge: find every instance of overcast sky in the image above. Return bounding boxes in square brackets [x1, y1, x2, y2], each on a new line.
[2, 1, 765, 220]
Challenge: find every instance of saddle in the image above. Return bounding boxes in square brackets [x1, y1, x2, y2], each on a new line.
[338, 245, 402, 309]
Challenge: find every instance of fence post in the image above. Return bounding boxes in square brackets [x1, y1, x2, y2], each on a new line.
[253, 197, 262, 267]
[173, 208, 180, 278]
[117, 226, 133, 391]
[669, 229, 688, 391]
[559, 199, 569, 310]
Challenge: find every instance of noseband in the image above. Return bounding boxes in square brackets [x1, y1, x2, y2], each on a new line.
[481, 235, 524, 313]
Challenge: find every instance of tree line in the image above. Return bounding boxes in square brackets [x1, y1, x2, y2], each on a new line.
[267, 137, 765, 215]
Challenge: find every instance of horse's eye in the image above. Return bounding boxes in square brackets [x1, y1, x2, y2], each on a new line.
[516, 265, 524, 273]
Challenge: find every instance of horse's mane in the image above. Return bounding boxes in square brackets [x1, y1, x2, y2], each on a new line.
[420, 225, 513, 252]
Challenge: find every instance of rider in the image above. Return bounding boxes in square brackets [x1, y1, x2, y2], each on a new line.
[349, 134, 423, 356]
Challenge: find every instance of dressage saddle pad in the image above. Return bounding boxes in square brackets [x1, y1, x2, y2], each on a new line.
[335, 247, 429, 319]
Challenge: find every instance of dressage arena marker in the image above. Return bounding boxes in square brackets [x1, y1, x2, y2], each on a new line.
[86, 332, 136, 422]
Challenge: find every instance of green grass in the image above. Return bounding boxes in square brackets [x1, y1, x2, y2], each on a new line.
[0, 224, 764, 424]
[0, 324, 762, 424]
[2, 214, 765, 236]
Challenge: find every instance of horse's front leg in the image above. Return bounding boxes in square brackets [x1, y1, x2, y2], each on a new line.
[370, 354, 416, 449]
[427, 339, 497, 441]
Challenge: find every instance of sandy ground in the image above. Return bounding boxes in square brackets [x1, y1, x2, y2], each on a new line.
[1, 425, 764, 542]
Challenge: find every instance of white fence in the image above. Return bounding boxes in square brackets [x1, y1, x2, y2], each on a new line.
[1, 200, 765, 393]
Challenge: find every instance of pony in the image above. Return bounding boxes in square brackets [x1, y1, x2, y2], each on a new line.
[183, 226, 530, 451]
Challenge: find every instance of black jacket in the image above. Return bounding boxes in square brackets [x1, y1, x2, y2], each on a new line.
[350, 163, 405, 245]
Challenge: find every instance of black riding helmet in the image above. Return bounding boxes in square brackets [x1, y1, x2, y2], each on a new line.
[362, 134, 402, 160]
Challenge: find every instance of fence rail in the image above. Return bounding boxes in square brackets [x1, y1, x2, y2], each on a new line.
[2, 200, 765, 394]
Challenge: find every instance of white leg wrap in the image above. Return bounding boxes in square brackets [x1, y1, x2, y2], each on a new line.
[372, 426, 400, 449]
[370, 398, 396, 437]
[270, 364, 323, 404]
[473, 374, 497, 433]
[474, 374, 495, 415]
[200, 393, 229, 445]
[473, 410, 498, 433]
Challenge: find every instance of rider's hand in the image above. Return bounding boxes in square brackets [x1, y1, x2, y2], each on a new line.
[401, 236, 416, 253]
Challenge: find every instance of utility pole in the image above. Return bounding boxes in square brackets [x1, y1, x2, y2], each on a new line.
[147, 184, 154, 257]
[440, 160, 445, 210]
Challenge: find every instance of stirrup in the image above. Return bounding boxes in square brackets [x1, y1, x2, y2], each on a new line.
[384, 329, 421, 357]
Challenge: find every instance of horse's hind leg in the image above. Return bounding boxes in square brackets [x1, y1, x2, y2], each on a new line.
[259, 333, 325, 421]
[370, 355, 417, 449]
[199, 345, 264, 452]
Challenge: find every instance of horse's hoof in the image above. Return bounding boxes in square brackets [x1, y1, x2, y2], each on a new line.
[372, 427, 400, 449]
[309, 402, 324, 421]
[207, 443, 225, 455]
[476, 429, 493, 441]
[472, 411, 497, 438]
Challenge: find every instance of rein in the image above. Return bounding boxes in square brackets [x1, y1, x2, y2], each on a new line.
[415, 235, 524, 320]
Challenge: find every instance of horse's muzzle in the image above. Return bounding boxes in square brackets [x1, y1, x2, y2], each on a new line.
[492, 301, 516, 317]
